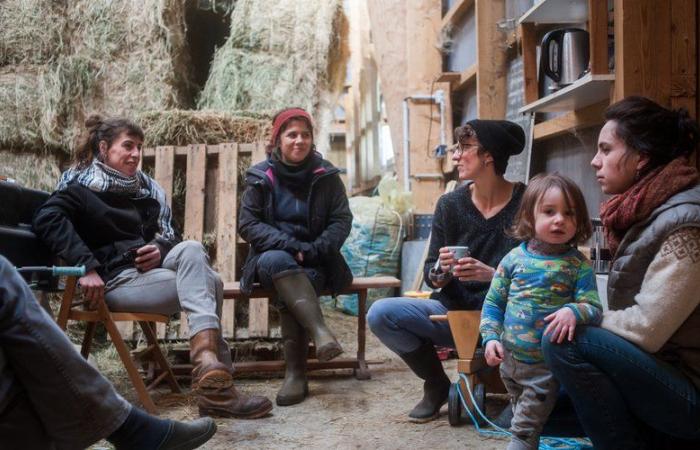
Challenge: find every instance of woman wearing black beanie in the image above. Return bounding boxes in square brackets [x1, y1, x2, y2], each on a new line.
[368, 119, 526, 422]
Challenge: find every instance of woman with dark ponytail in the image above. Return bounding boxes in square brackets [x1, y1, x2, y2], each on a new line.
[33, 115, 272, 419]
[543, 96, 700, 449]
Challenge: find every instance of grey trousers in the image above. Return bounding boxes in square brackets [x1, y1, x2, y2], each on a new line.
[500, 348, 560, 450]
[105, 240, 232, 365]
[0, 255, 130, 450]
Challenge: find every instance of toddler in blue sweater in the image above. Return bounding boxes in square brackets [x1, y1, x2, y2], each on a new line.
[480, 173, 602, 450]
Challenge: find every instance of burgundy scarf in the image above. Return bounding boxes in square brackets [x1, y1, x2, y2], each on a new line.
[600, 157, 699, 258]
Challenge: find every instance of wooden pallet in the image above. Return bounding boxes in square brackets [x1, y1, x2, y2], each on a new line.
[114, 142, 267, 341]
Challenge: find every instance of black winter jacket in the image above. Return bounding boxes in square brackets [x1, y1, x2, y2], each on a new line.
[238, 159, 353, 295]
[32, 184, 179, 282]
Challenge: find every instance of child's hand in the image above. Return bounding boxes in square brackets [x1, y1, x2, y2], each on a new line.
[544, 307, 577, 343]
[484, 340, 504, 366]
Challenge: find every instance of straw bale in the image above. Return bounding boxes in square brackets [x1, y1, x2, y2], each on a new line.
[0, 0, 66, 66]
[137, 109, 270, 147]
[0, 149, 62, 192]
[198, 0, 349, 151]
[0, 65, 64, 151]
[59, 0, 192, 149]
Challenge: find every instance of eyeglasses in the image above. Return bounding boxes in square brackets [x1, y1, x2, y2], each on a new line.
[449, 142, 482, 157]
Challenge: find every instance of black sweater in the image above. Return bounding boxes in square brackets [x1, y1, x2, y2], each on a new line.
[424, 182, 524, 310]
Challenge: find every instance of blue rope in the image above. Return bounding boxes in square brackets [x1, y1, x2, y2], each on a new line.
[456, 374, 593, 450]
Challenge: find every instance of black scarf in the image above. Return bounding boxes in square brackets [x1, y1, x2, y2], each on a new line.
[269, 148, 322, 190]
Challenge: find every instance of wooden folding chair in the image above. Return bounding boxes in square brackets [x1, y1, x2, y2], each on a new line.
[56, 276, 181, 414]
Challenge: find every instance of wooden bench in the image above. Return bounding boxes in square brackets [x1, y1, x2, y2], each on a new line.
[222, 276, 401, 379]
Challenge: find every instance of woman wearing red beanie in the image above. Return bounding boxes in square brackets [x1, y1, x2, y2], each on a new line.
[238, 107, 353, 406]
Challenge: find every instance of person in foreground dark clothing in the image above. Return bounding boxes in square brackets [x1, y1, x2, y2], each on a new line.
[0, 254, 216, 450]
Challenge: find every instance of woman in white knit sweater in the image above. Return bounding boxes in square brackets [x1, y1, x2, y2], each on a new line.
[542, 96, 700, 450]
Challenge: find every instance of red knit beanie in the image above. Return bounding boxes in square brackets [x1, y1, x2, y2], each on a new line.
[269, 108, 314, 146]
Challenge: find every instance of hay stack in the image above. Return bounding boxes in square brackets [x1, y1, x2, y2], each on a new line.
[198, 0, 348, 152]
[0, 0, 66, 66]
[0, 0, 191, 154]
[62, 0, 192, 148]
[138, 109, 271, 147]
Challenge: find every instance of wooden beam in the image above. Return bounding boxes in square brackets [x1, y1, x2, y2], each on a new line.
[520, 22, 539, 106]
[614, 0, 672, 104]
[670, 0, 696, 116]
[533, 100, 608, 141]
[454, 64, 477, 92]
[476, 0, 507, 119]
[588, 0, 609, 74]
[441, 0, 475, 30]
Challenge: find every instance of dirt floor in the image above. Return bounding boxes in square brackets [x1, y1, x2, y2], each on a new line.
[92, 306, 509, 450]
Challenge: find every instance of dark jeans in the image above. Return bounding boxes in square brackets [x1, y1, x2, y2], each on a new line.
[0, 255, 130, 450]
[543, 325, 700, 450]
[255, 250, 326, 299]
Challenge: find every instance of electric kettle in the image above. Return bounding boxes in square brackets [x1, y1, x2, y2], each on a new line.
[540, 28, 590, 88]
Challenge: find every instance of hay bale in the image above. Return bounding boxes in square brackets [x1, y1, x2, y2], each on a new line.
[64, 0, 193, 141]
[138, 109, 271, 147]
[0, 65, 64, 151]
[197, 0, 349, 151]
[0, 0, 66, 66]
[0, 149, 62, 192]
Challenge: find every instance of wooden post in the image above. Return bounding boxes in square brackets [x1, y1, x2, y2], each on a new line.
[670, 0, 696, 115]
[520, 23, 539, 105]
[614, 0, 672, 104]
[476, 0, 507, 119]
[588, 0, 610, 75]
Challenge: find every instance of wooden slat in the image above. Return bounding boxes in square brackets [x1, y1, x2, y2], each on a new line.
[221, 298, 235, 338]
[154, 146, 175, 206]
[441, 0, 475, 30]
[184, 144, 207, 241]
[520, 23, 539, 106]
[222, 276, 402, 298]
[143, 144, 257, 158]
[588, 0, 609, 75]
[179, 315, 190, 339]
[215, 143, 238, 282]
[476, 0, 507, 119]
[248, 298, 269, 338]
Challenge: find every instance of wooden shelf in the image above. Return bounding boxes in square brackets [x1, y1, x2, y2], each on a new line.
[518, 0, 589, 25]
[437, 64, 477, 92]
[441, 0, 475, 30]
[519, 73, 614, 114]
[532, 100, 608, 141]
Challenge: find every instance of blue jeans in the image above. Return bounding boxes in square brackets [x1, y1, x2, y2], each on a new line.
[366, 297, 454, 354]
[0, 255, 130, 450]
[543, 325, 700, 450]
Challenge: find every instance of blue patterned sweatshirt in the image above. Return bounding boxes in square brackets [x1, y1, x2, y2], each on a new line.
[480, 243, 602, 363]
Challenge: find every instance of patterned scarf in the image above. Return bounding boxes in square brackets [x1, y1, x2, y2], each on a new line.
[600, 157, 699, 257]
[56, 160, 177, 241]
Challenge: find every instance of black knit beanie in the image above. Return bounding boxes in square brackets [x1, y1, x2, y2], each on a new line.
[466, 119, 525, 174]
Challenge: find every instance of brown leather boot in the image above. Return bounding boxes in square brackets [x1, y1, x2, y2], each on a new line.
[197, 385, 273, 419]
[276, 310, 309, 406]
[190, 329, 233, 390]
[272, 269, 343, 362]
